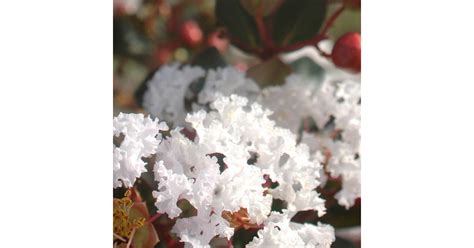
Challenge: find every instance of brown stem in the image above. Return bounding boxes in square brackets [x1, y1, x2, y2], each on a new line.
[276, 4, 345, 55]
[230, 37, 264, 58]
[275, 34, 328, 53]
[147, 212, 162, 224]
[229, 3, 346, 59]
[255, 4, 274, 51]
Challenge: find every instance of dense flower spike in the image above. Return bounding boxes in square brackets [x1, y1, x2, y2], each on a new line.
[113, 113, 168, 188]
[152, 95, 328, 247]
[143, 63, 205, 126]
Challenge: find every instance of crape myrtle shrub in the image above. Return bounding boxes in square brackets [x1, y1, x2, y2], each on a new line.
[113, 0, 361, 247]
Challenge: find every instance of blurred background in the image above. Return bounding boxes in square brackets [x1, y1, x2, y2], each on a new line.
[114, 0, 361, 247]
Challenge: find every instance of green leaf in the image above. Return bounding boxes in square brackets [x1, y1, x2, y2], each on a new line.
[246, 57, 292, 87]
[271, 0, 327, 46]
[215, 0, 261, 50]
[239, 0, 284, 17]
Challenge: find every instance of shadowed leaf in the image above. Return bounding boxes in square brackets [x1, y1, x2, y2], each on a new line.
[215, 0, 261, 50]
[239, 0, 284, 17]
[271, 0, 326, 46]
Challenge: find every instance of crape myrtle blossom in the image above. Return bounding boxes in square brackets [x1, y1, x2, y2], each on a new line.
[262, 76, 361, 208]
[247, 211, 335, 248]
[301, 79, 361, 209]
[113, 113, 168, 188]
[257, 74, 334, 134]
[152, 95, 328, 247]
[197, 66, 260, 105]
[142, 62, 361, 209]
[143, 63, 205, 126]
[240, 74, 361, 209]
[143, 64, 260, 128]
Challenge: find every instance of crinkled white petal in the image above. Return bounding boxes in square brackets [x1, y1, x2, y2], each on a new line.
[190, 95, 326, 215]
[151, 95, 327, 246]
[257, 75, 320, 133]
[299, 78, 361, 209]
[290, 222, 336, 248]
[198, 66, 260, 105]
[172, 213, 233, 248]
[152, 160, 194, 218]
[143, 63, 205, 126]
[113, 113, 168, 188]
[247, 211, 335, 248]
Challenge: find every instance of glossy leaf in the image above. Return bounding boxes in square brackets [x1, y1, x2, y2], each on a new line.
[239, 0, 284, 17]
[215, 0, 261, 50]
[271, 0, 326, 46]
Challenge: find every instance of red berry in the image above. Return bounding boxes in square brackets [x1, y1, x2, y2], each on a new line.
[180, 21, 203, 47]
[331, 32, 361, 73]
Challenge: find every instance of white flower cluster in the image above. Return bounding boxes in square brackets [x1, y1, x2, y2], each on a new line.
[257, 74, 325, 134]
[152, 95, 327, 247]
[301, 79, 361, 209]
[113, 113, 168, 188]
[247, 211, 335, 248]
[128, 61, 360, 246]
[197, 66, 260, 105]
[142, 63, 361, 209]
[143, 63, 205, 126]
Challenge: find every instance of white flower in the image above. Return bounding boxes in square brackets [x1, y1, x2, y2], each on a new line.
[196, 95, 326, 215]
[198, 66, 260, 105]
[257, 75, 320, 134]
[143, 63, 205, 126]
[172, 213, 234, 248]
[247, 211, 335, 248]
[113, 113, 168, 188]
[152, 95, 327, 247]
[300, 79, 361, 209]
